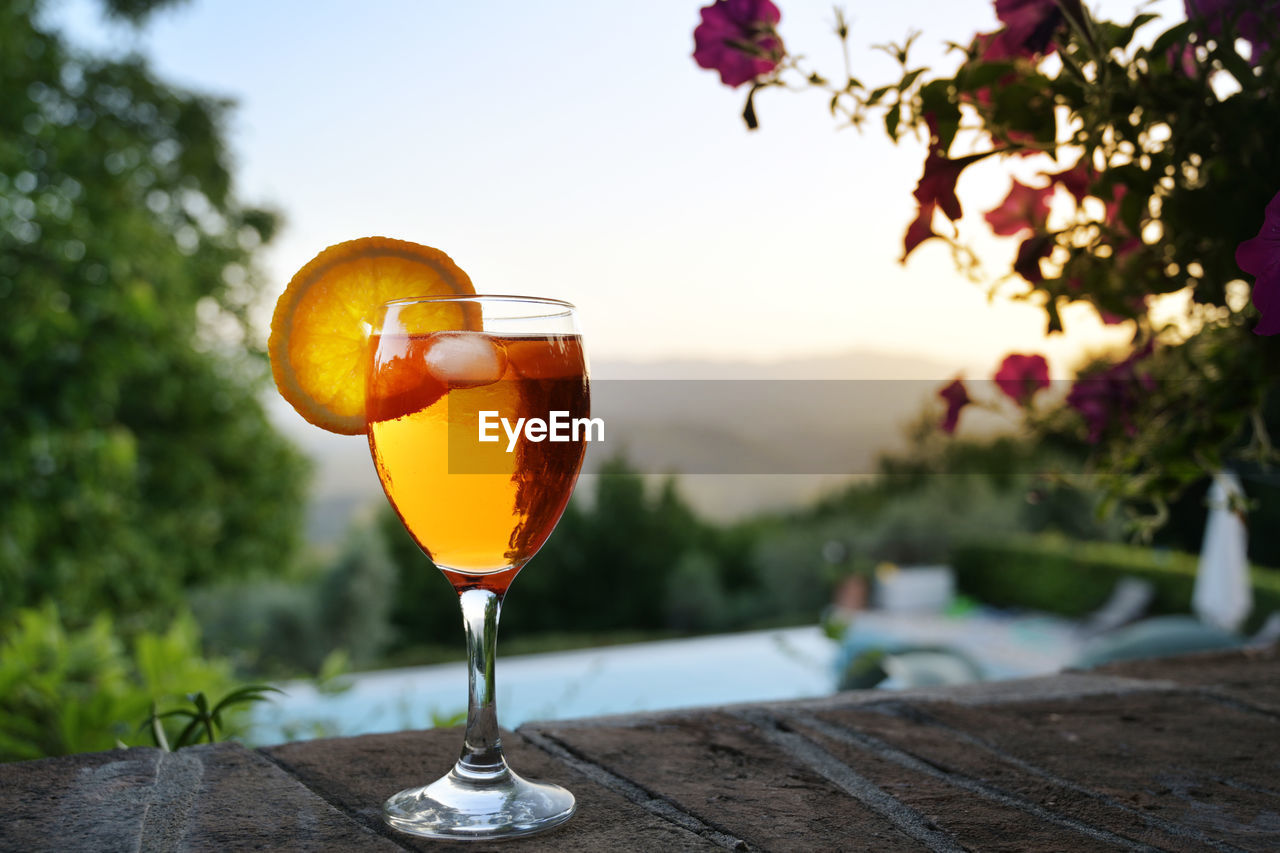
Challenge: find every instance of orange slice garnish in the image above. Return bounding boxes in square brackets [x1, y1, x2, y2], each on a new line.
[268, 237, 475, 434]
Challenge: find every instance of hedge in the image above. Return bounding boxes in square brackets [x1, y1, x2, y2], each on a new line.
[951, 534, 1280, 634]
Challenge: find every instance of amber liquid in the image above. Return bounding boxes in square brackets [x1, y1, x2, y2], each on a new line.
[367, 332, 588, 590]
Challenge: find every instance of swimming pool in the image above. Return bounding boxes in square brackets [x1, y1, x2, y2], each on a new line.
[249, 613, 1082, 745]
[250, 626, 840, 744]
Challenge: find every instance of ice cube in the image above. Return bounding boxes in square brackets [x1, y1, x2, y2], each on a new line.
[423, 332, 508, 388]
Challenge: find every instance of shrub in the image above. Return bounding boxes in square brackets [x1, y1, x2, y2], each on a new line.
[952, 534, 1280, 632]
[192, 520, 398, 676]
[315, 523, 397, 667]
[190, 579, 324, 676]
[0, 604, 243, 762]
[664, 550, 733, 633]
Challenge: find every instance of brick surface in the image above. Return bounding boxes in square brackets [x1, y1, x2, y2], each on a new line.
[264, 727, 719, 852]
[0, 743, 395, 852]
[796, 690, 1280, 852]
[3, 647, 1279, 852]
[912, 692, 1280, 852]
[778, 707, 1150, 853]
[1093, 643, 1280, 713]
[529, 711, 935, 851]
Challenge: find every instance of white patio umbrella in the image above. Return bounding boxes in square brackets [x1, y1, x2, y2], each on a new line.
[1193, 470, 1252, 632]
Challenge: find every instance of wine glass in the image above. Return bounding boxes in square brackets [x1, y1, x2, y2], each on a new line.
[366, 295, 589, 839]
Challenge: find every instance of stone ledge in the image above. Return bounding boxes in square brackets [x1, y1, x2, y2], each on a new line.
[1, 645, 1276, 852]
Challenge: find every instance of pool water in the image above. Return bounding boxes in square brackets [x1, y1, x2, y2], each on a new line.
[251, 626, 840, 744]
[249, 612, 1082, 745]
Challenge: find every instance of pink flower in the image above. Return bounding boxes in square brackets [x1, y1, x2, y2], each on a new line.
[985, 180, 1054, 236]
[1184, 0, 1280, 61]
[903, 201, 940, 259]
[1013, 233, 1053, 283]
[915, 151, 973, 223]
[902, 153, 989, 258]
[938, 378, 972, 434]
[1167, 42, 1198, 76]
[693, 0, 785, 88]
[902, 115, 996, 259]
[973, 29, 1016, 62]
[994, 353, 1050, 406]
[994, 0, 1084, 57]
[1236, 188, 1280, 335]
[1066, 344, 1155, 443]
[1047, 163, 1091, 202]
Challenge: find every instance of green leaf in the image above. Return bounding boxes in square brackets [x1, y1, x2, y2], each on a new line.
[897, 68, 926, 92]
[210, 685, 282, 720]
[148, 702, 170, 752]
[1119, 13, 1160, 48]
[884, 107, 901, 140]
[1119, 189, 1145, 235]
[957, 61, 1014, 92]
[917, 79, 961, 149]
[867, 85, 893, 106]
[1149, 21, 1195, 58]
[173, 716, 203, 750]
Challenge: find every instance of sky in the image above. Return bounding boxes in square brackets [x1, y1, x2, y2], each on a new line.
[49, 0, 1184, 376]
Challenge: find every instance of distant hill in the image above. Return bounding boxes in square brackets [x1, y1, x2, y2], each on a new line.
[266, 348, 961, 543]
[590, 349, 961, 380]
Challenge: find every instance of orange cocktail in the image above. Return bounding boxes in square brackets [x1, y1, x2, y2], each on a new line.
[367, 331, 589, 582]
[368, 295, 587, 840]
[268, 239, 588, 840]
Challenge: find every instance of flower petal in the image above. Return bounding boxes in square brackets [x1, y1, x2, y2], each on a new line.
[692, 0, 785, 88]
[938, 378, 971, 434]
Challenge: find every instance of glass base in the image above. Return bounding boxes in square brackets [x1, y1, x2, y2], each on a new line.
[383, 760, 575, 840]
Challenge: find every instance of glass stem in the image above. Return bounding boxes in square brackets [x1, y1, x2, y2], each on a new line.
[455, 587, 507, 781]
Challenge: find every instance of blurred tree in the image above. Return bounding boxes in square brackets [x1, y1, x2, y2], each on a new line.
[379, 505, 464, 648]
[503, 457, 711, 634]
[0, 0, 308, 630]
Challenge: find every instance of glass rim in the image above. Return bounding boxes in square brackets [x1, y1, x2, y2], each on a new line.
[381, 294, 576, 311]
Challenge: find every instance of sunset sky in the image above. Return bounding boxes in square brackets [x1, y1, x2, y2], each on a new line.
[53, 0, 1182, 376]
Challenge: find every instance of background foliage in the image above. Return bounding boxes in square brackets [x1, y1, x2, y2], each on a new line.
[0, 0, 309, 631]
[0, 604, 244, 762]
[8, 0, 1279, 763]
[694, 0, 1280, 533]
[953, 533, 1280, 632]
[0, 0, 307, 760]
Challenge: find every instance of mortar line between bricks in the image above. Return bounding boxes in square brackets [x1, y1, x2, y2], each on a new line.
[1191, 688, 1280, 722]
[1207, 774, 1280, 798]
[517, 728, 752, 851]
[255, 748, 418, 852]
[782, 710, 1170, 853]
[863, 700, 1251, 853]
[726, 708, 968, 853]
